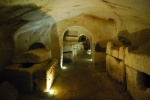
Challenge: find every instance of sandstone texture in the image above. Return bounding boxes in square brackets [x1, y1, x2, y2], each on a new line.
[106, 55, 125, 83]
[0, 0, 149, 99]
[111, 46, 119, 59]
[119, 46, 126, 60]
[34, 59, 58, 92]
[126, 66, 150, 100]
[13, 48, 51, 63]
[106, 42, 114, 55]
[106, 42, 126, 60]
[3, 59, 51, 92]
[125, 43, 150, 75]
[0, 0, 149, 65]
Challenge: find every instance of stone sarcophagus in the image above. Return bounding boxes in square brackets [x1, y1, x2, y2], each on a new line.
[106, 42, 126, 83]
[3, 48, 58, 93]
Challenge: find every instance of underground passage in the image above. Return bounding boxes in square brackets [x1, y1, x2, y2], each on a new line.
[0, 0, 150, 100]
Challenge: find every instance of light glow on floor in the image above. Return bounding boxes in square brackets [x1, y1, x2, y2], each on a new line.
[86, 50, 91, 55]
[49, 90, 55, 95]
[61, 66, 67, 69]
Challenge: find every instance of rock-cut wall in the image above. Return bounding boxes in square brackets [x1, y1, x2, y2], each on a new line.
[106, 41, 150, 99]
[0, 3, 58, 67]
[0, 0, 50, 6]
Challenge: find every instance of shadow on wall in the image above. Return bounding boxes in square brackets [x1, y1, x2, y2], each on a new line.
[0, 4, 29, 67]
[118, 28, 150, 47]
[95, 43, 106, 52]
[95, 28, 150, 56]
[118, 28, 150, 55]
[0, 4, 59, 67]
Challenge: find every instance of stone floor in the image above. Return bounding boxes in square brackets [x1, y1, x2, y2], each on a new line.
[18, 51, 132, 100]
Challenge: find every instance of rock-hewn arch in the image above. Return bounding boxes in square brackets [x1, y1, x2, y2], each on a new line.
[56, 13, 117, 64]
[58, 26, 93, 67]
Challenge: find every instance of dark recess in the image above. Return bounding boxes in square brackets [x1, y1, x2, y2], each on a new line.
[28, 42, 46, 50]
[138, 72, 150, 90]
[21, 63, 34, 68]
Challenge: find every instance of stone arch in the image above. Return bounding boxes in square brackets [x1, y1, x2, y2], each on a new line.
[56, 14, 117, 64]
[61, 26, 92, 41]
[59, 25, 93, 67]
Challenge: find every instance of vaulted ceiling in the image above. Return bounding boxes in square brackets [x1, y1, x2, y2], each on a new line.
[0, 0, 150, 66]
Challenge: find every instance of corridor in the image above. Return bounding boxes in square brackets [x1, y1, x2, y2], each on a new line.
[18, 51, 132, 100]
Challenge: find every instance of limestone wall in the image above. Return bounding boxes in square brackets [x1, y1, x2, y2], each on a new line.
[106, 55, 125, 83]
[126, 66, 150, 100]
[106, 41, 150, 99]
[0, 1, 150, 99]
[57, 14, 117, 63]
[125, 43, 150, 75]
[125, 43, 150, 99]
[0, 0, 150, 67]
[0, 4, 59, 67]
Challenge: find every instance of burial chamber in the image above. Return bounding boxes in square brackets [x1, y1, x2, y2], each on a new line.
[0, 0, 150, 99]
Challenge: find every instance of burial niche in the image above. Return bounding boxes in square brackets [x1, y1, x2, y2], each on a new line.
[137, 71, 150, 90]
[28, 42, 46, 50]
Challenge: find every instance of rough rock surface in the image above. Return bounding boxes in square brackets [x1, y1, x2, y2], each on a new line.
[3, 59, 51, 92]
[0, 0, 149, 66]
[17, 53, 132, 100]
[0, 81, 19, 100]
[34, 59, 58, 92]
[106, 55, 125, 83]
[106, 41, 114, 55]
[119, 46, 126, 60]
[125, 43, 150, 75]
[106, 42, 126, 60]
[13, 48, 51, 63]
[111, 46, 119, 58]
[126, 66, 150, 100]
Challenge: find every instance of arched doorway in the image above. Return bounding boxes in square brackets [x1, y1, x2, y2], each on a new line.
[61, 26, 93, 68]
[77, 35, 92, 60]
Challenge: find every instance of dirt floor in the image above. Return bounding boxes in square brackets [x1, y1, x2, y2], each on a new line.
[18, 51, 132, 100]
